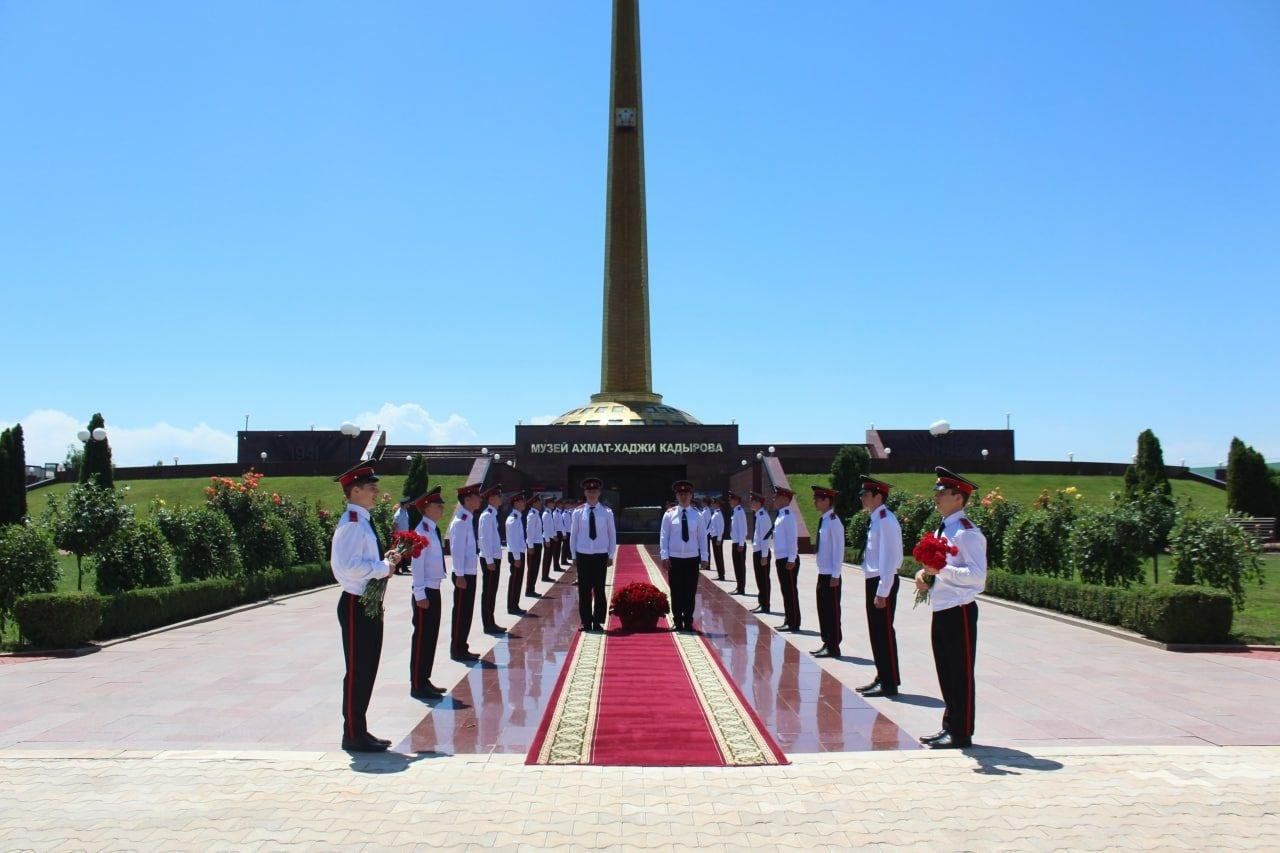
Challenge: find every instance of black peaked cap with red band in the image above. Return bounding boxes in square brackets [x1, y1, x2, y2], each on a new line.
[858, 476, 892, 497]
[336, 463, 379, 488]
[934, 467, 978, 496]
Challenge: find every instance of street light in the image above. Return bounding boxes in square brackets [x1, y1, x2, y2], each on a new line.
[245, 414, 250, 432]
[1068, 452, 1074, 463]
[173, 456, 179, 466]
[981, 449, 989, 462]
[767, 445, 775, 455]
[260, 451, 268, 463]
[755, 452, 764, 461]
[77, 430, 90, 442]
[884, 447, 892, 457]
[340, 422, 360, 462]
[740, 459, 747, 467]
[494, 453, 502, 463]
[1005, 412, 1012, 431]
[481, 447, 489, 456]
[929, 420, 950, 436]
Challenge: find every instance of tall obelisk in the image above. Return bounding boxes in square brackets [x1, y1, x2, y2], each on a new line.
[554, 0, 698, 426]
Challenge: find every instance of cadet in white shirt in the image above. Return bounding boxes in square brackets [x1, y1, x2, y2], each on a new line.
[771, 485, 802, 632]
[856, 476, 903, 697]
[810, 485, 845, 658]
[505, 491, 529, 616]
[915, 468, 987, 750]
[409, 487, 447, 699]
[700, 498, 714, 569]
[660, 480, 709, 631]
[477, 485, 506, 635]
[525, 493, 545, 596]
[727, 492, 749, 594]
[558, 500, 574, 569]
[392, 498, 413, 575]
[749, 492, 773, 613]
[448, 484, 483, 661]
[707, 498, 727, 580]
[330, 463, 402, 752]
[568, 478, 617, 631]
[540, 499, 557, 582]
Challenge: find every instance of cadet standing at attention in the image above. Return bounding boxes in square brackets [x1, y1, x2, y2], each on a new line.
[728, 492, 748, 595]
[392, 497, 413, 575]
[409, 486, 447, 699]
[856, 476, 903, 698]
[331, 463, 402, 752]
[541, 497, 558, 583]
[749, 491, 773, 614]
[772, 485, 801, 632]
[810, 485, 844, 658]
[505, 491, 528, 616]
[660, 481, 709, 632]
[525, 493, 545, 597]
[448, 484, 482, 662]
[568, 478, 616, 631]
[477, 484, 506, 635]
[707, 497, 726, 581]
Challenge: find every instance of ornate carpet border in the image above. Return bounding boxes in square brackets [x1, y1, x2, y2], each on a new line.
[529, 630, 606, 765]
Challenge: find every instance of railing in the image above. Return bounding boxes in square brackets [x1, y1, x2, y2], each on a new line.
[1227, 517, 1277, 542]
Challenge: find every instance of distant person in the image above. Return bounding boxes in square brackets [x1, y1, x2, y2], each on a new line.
[540, 496, 557, 583]
[392, 498, 413, 575]
[707, 497, 726, 580]
[330, 462, 402, 752]
[728, 492, 748, 595]
[409, 487, 447, 699]
[700, 497, 714, 569]
[749, 492, 772, 614]
[660, 481, 708, 632]
[448, 484, 483, 662]
[810, 485, 845, 658]
[525, 493, 545, 597]
[772, 485, 801, 632]
[477, 484, 506, 635]
[916, 467, 987, 750]
[855, 476, 902, 697]
[505, 491, 528, 616]
[558, 498, 574, 569]
[568, 478, 616, 631]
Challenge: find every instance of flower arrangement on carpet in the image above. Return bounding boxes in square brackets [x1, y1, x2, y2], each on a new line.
[911, 532, 957, 608]
[608, 581, 670, 631]
[361, 530, 430, 618]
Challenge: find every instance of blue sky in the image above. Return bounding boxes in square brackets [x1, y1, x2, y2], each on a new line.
[2, 1, 1276, 467]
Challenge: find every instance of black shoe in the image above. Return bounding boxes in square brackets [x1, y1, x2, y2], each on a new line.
[542, 576, 553, 582]
[411, 684, 445, 700]
[828, 648, 841, 658]
[927, 732, 970, 749]
[810, 646, 828, 656]
[507, 608, 526, 616]
[750, 605, 768, 614]
[484, 625, 507, 635]
[342, 733, 389, 753]
[592, 622, 605, 631]
[580, 624, 592, 632]
[716, 575, 725, 581]
[734, 589, 745, 595]
[861, 686, 897, 698]
[920, 729, 948, 744]
[368, 733, 392, 747]
[856, 681, 881, 694]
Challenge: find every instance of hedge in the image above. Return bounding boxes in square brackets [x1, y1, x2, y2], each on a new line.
[897, 563, 1233, 644]
[13, 563, 336, 648]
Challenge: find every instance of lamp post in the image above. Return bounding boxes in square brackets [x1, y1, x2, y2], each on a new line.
[1068, 452, 1074, 464]
[244, 414, 250, 432]
[260, 451, 268, 471]
[767, 445, 775, 455]
[1005, 412, 1011, 431]
[755, 452, 763, 461]
[340, 422, 360, 462]
[929, 420, 950, 462]
[981, 448, 989, 464]
[173, 456, 179, 467]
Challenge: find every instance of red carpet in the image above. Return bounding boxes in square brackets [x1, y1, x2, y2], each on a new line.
[526, 545, 786, 766]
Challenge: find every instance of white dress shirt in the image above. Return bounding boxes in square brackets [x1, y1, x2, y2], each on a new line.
[660, 504, 708, 561]
[448, 508, 478, 575]
[541, 508, 555, 543]
[772, 506, 798, 561]
[569, 501, 617, 558]
[393, 506, 410, 534]
[814, 510, 844, 577]
[930, 510, 988, 611]
[730, 505, 747, 546]
[526, 508, 543, 548]
[559, 509, 572, 537]
[477, 505, 501, 560]
[863, 505, 904, 599]
[330, 503, 393, 596]
[708, 509, 725, 539]
[752, 508, 772, 555]
[411, 517, 446, 598]
[506, 509, 526, 555]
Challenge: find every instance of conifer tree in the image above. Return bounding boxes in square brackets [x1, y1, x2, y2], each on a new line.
[829, 445, 870, 521]
[403, 453, 430, 528]
[78, 413, 115, 488]
[1226, 437, 1276, 518]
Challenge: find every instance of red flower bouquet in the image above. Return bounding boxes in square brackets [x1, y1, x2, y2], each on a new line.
[360, 531, 430, 619]
[608, 581, 670, 632]
[391, 530, 430, 558]
[911, 532, 958, 608]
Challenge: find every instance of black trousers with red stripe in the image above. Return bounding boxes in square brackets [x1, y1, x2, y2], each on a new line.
[932, 601, 978, 742]
[558, 534, 571, 567]
[450, 573, 477, 656]
[576, 553, 609, 627]
[542, 539, 557, 580]
[710, 538, 725, 579]
[409, 589, 441, 691]
[865, 575, 901, 687]
[506, 552, 525, 612]
[526, 545, 542, 595]
[338, 591, 383, 740]
[776, 558, 801, 628]
[816, 574, 843, 652]
[479, 558, 501, 630]
[668, 556, 701, 628]
[753, 550, 771, 609]
[731, 543, 747, 592]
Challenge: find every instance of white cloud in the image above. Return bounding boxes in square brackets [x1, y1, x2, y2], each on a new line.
[0, 409, 236, 467]
[350, 403, 477, 445]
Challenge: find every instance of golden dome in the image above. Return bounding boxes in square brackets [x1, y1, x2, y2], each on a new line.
[551, 399, 701, 426]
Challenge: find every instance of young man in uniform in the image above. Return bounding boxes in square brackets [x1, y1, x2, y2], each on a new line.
[568, 477, 616, 631]
[476, 484, 506, 635]
[857, 476, 903, 697]
[811, 485, 845, 658]
[772, 485, 801, 632]
[749, 492, 772, 614]
[660, 480, 709, 632]
[915, 467, 987, 749]
[392, 498, 413, 575]
[707, 497, 726, 580]
[331, 463, 402, 752]
[409, 486, 447, 699]
[728, 492, 748, 595]
[700, 497, 714, 569]
[505, 491, 528, 616]
[525, 492, 544, 597]
[448, 483, 482, 661]
[558, 498, 574, 569]
[540, 496, 557, 583]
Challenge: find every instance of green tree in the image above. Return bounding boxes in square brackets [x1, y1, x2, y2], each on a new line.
[63, 444, 83, 479]
[1129, 489, 1178, 583]
[46, 480, 131, 590]
[403, 453, 430, 528]
[1124, 429, 1171, 499]
[1169, 513, 1264, 606]
[0, 523, 60, 633]
[1226, 437, 1276, 518]
[9, 424, 28, 522]
[78, 413, 115, 488]
[0, 428, 12, 525]
[93, 518, 174, 594]
[829, 445, 870, 521]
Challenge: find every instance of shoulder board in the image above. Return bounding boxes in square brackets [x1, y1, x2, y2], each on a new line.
[878, 508, 887, 519]
[348, 510, 358, 522]
[960, 518, 974, 529]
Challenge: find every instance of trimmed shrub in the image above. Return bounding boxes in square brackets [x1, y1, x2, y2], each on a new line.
[844, 509, 870, 562]
[276, 503, 326, 565]
[97, 578, 242, 639]
[1169, 513, 1265, 606]
[241, 563, 333, 602]
[14, 592, 103, 648]
[891, 494, 939, 556]
[966, 489, 1020, 568]
[1004, 511, 1070, 578]
[0, 522, 61, 632]
[1068, 504, 1145, 588]
[157, 505, 244, 582]
[240, 514, 296, 574]
[93, 519, 174, 594]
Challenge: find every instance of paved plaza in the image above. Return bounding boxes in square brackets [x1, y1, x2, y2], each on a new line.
[2, 555, 1278, 849]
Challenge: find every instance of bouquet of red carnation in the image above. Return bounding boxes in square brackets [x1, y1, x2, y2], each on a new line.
[608, 581, 670, 631]
[360, 531, 430, 618]
[911, 532, 958, 608]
